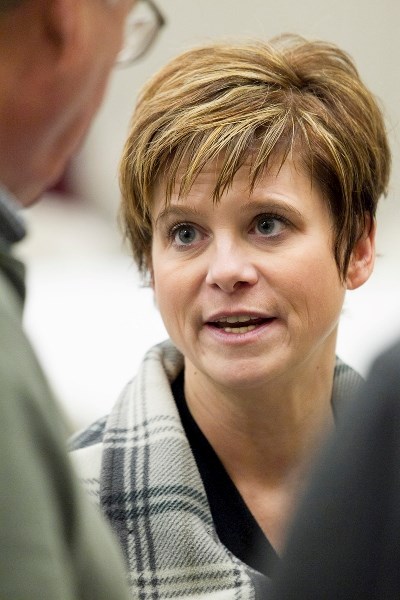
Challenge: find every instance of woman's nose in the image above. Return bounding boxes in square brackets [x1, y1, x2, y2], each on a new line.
[205, 240, 259, 293]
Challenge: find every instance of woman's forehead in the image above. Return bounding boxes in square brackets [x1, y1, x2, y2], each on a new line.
[152, 150, 312, 206]
[151, 155, 325, 227]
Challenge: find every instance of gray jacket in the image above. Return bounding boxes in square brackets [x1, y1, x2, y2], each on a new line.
[0, 187, 130, 600]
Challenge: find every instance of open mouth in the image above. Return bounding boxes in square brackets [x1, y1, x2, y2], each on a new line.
[207, 315, 274, 334]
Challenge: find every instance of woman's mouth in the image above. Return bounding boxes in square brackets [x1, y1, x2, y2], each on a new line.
[207, 314, 274, 334]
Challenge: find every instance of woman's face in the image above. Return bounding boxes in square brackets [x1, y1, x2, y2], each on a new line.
[150, 157, 360, 391]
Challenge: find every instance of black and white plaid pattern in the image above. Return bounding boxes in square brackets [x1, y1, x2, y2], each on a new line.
[70, 340, 363, 599]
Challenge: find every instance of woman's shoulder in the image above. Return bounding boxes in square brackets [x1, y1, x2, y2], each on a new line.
[68, 415, 108, 503]
[69, 415, 108, 452]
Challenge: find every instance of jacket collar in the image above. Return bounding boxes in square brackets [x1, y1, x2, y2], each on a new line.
[0, 184, 26, 245]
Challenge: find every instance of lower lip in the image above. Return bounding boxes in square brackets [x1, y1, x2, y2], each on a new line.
[203, 319, 278, 345]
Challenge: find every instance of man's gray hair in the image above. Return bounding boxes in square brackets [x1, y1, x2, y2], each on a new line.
[0, 0, 25, 11]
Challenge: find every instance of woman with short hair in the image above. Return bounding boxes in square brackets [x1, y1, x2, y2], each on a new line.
[71, 34, 391, 599]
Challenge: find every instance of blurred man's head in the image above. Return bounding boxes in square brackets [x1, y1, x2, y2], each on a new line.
[0, 0, 163, 205]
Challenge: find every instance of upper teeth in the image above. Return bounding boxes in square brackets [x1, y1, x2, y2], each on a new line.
[217, 315, 257, 323]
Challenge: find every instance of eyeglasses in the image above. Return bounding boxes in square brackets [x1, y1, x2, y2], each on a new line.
[116, 0, 165, 67]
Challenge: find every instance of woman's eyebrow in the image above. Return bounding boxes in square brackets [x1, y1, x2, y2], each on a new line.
[239, 199, 303, 218]
[154, 205, 202, 228]
[154, 199, 303, 228]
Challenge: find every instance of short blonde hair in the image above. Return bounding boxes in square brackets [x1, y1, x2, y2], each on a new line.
[120, 34, 390, 279]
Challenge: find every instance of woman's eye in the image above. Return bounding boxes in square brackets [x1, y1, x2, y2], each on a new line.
[255, 215, 286, 237]
[172, 224, 199, 246]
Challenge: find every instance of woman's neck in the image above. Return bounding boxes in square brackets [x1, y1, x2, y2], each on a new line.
[183, 354, 336, 487]
[183, 354, 336, 552]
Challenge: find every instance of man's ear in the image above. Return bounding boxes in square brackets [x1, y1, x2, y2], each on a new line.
[346, 216, 376, 290]
[46, 0, 80, 58]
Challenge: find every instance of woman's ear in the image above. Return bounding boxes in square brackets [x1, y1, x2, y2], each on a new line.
[346, 216, 376, 290]
[149, 270, 155, 291]
[146, 255, 155, 290]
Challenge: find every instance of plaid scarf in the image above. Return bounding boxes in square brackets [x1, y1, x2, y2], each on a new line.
[70, 339, 363, 599]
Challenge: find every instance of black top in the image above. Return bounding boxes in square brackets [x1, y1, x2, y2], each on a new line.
[172, 369, 279, 578]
